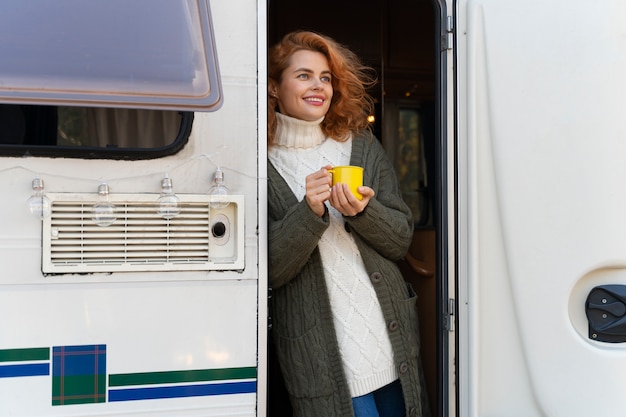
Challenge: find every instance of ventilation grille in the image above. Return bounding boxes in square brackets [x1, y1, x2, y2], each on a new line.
[42, 193, 241, 274]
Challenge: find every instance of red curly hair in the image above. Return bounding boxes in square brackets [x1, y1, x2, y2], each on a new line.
[267, 31, 376, 146]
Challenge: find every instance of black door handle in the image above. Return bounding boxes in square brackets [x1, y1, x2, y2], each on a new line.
[586, 285, 626, 342]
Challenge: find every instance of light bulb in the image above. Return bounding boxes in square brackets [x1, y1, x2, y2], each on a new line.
[157, 176, 180, 220]
[92, 183, 117, 227]
[27, 177, 51, 219]
[208, 168, 230, 209]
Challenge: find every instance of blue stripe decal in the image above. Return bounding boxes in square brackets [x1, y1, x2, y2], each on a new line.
[0, 363, 50, 378]
[108, 380, 257, 402]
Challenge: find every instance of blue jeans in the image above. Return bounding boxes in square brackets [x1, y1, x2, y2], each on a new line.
[352, 380, 405, 417]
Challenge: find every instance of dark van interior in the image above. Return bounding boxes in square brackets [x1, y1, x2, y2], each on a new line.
[268, 0, 447, 415]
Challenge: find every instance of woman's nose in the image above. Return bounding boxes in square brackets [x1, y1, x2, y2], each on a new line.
[311, 78, 323, 90]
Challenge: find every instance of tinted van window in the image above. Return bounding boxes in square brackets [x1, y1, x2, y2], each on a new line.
[0, 0, 220, 158]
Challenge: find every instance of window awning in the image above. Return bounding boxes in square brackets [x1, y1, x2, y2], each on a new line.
[0, 0, 222, 111]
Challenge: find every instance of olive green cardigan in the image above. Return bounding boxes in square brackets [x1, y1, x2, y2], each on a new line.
[268, 133, 428, 417]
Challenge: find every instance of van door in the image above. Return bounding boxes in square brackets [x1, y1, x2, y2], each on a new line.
[268, 1, 456, 416]
[456, 0, 626, 415]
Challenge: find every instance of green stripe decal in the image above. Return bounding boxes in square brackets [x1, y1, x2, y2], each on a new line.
[0, 348, 49, 362]
[52, 375, 106, 405]
[109, 367, 256, 387]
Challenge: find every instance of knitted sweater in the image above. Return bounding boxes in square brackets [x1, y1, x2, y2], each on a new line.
[269, 113, 397, 397]
[268, 118, 428, 417]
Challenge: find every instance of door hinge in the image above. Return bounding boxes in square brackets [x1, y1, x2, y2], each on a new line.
[268, 287, 273, 331]
[444, 15, 454, 50]
[443, 297, 455, 331]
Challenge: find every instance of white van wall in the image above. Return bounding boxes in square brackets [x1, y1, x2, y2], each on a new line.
[458, 1, 626, 416]
[0, 0, 264, 416]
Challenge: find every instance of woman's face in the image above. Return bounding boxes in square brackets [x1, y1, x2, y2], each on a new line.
[271, 50, 333, 121]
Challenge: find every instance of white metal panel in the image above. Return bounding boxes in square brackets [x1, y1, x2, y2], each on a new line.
[0, 281, 257, 416]
[458, 0, 626, 416]
[256, 0, 269, 414]
[0, 0, 261, 415]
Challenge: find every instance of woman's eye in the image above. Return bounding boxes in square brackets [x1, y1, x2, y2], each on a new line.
[297, 73, 309, 79]
[321, 76, 331, 83]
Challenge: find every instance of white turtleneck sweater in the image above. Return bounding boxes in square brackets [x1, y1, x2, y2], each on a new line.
[268, 112, 397, 398]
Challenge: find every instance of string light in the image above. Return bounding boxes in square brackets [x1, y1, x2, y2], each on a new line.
[92, 183, 117, 227]
[157, 175, 181, 219]
[208, 167, 230, 209]
[10, 146, 259, 190]
[27, 177, 51, 219]
[17, 147, 251, 219]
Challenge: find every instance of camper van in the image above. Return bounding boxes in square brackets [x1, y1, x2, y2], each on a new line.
[1, 0, 625, 416]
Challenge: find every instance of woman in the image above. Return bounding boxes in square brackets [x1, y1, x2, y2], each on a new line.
[268, 31, 429, 417]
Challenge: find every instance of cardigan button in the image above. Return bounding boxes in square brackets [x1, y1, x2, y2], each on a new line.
[388, 320, 399, 332]
[370, 272, 383, 283]
[399, 362, 409, 374]
[344, 222, 351, 233]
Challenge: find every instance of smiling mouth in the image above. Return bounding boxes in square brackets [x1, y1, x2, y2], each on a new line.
[304, 97, 324, 104]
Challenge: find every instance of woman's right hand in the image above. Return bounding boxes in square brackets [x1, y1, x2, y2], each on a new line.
[305, 165, 332, 217]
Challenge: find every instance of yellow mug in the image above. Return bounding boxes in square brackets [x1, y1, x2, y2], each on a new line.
[328, 166, 364, 200]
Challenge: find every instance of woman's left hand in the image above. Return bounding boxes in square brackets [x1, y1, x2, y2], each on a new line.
[328, 184, 374, 217]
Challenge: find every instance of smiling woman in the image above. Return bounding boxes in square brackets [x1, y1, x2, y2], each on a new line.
[267, 31, 377, 147]
[270, 50, 333, 122]
[268, 1, 442, 416]
[267, 31, 430, 417]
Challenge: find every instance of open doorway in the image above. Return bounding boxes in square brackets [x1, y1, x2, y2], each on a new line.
[268, 0, 447, 415]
